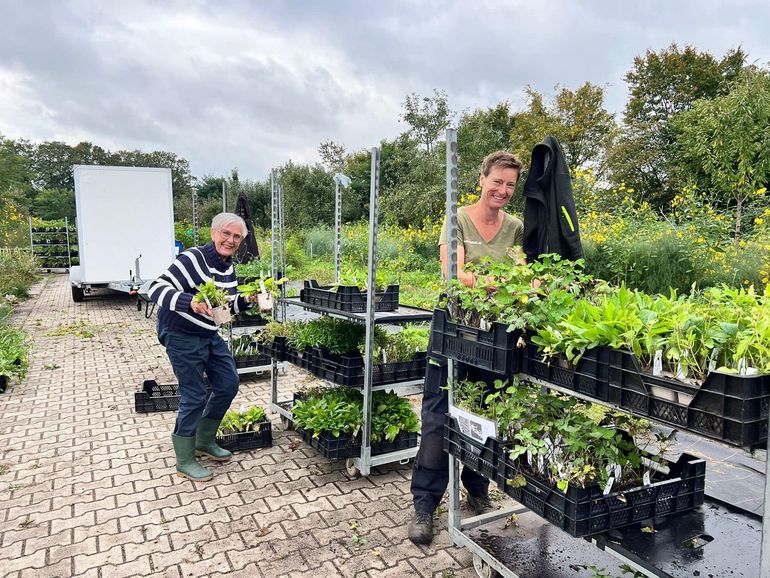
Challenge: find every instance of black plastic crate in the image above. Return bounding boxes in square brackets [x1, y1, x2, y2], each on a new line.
[497, 450, 705, 537]
[134, 380, 180, 413]
[216, 421, 272, 452]
[300, 279, 400, 312]
[286, 345, 314, 370]
[521, 343, 611, 398]
[604, 349, 770, 447]
[234, 353, 272, 369]
[298, 427, 360, 459]
[443, 414, 507, 482]
[298, 427, 418, 459]
[370, 431, 419, 454]
[429, 308, 522, 375]
[0, 375, 7, 394]
[231, 312, 268, 328]
[311, 347, 427, 387]
[256, 336, 288, 361]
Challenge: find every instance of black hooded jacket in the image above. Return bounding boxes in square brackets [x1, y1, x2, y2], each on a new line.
[522, 136, 583, 263]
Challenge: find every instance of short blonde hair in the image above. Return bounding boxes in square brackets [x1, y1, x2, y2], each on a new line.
[480, 151, 523, 178]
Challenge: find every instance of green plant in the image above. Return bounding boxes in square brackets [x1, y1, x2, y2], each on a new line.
[237, 272, 286, 298]
[192, 278, 229, 307]
[0, 323, 29, 381]
[253, 320, 302, 344]
[218, 406, 267, 434]
[0, 248, 39, 298]
[230, 335, 258, 358]
[292, 388, 419, 443]
[455, 378, 667, 493]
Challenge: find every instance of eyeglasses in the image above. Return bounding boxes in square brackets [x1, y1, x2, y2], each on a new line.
[219, 230, 243, 242]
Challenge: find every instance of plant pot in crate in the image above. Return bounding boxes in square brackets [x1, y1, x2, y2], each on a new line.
[430, 308, 522, 375]
[216, 420, 272, 452]
[257, 336, 288, 361]
[231, 312, 268, 328]
[497, 450, 705, 537]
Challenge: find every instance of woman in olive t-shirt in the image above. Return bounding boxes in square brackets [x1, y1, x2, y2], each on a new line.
[409, 150, 525, 545]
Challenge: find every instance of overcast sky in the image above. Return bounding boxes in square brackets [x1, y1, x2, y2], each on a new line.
[1, 1, 768, 182]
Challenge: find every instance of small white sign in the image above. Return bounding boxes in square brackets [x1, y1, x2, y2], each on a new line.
[449, 405, 498, 444]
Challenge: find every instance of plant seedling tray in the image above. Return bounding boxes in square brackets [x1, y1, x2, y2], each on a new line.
[256, 336, 288, 361]
[298, 427, 417, 459]
[300, 279, 399, 312]
[134, 380, 180, 413]
[310, 347, 427, 387]
[522, 342, 770, 447]
[443, 415, 508, 482]
[234, 353, 272, 369]
[430, 308, 522, 375]
[497, 450, 705, 538]
[216, 421, 272, 452]
[231, 312, 268, 328]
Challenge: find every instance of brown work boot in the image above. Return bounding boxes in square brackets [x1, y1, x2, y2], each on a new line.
[408, 511, 434, 545]
[466, 493, 494, 515]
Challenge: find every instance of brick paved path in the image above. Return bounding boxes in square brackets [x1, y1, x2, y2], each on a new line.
[0, 273, 487, 578]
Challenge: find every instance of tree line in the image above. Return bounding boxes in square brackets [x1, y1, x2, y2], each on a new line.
[2, 43, 768, 241]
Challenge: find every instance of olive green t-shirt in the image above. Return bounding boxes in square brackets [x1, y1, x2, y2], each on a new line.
[439, 206, 524, 265]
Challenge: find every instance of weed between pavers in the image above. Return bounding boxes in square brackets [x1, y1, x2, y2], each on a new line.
[44, 321, 95, 338]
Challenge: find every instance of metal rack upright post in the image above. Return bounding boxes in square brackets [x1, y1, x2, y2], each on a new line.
[268, 148, 432, 476]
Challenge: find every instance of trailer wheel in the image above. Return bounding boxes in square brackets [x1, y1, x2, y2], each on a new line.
[71, 285, 85, 303]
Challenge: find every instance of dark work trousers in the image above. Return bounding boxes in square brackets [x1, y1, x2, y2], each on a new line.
[158, 326, 239, 437]
[411, 353, 498, 515]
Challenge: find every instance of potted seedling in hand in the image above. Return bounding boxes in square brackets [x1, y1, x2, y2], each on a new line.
[193, 278, 231, 325]
[238, 272, 286, 312]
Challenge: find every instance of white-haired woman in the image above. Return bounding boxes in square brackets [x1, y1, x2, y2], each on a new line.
[149, 212, 258, 481]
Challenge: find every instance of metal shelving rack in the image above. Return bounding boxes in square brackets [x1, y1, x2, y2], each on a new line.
[29, 216, 76, 270]
[441, 130, 770, 578]
[268, 149, 432, 476]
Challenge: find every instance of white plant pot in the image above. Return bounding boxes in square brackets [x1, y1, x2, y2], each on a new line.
[649, 385, 677, 402]
[257, 293, 273, 312]
[211, 304, 232, 326]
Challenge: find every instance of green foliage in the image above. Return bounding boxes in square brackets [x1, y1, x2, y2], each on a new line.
[458, 378, 666, 492]
[218, 406, 267, 434]
[32, 188, 76, 221]
[674, 68, 770, 240]
[192, 278, 229, 307]
[0, 249, 39, 298]
[0, 320, 29, 382]
[293, 387, 418, 442]
[401, 89, 453, 154]
[509, 83, 615, 173]
[609, 42, 747, 206]
[303, 226, 335, 258]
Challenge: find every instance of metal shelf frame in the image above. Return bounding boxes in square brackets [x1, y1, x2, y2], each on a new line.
[29, 216, 76, 270]
[441, 129, 770, 578]
[268, 149, 427, 476]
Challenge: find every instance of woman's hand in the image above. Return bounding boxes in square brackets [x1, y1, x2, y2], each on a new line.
[190, 301, 213, 317]
[245, 292, 260, 304]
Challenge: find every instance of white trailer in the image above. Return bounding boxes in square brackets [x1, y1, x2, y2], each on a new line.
[69, 165, 176, 303]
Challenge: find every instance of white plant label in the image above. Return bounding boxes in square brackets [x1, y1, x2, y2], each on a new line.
[643, 471, 652, 486]
[653, 350, 663, 376]
[603, 476, 615, 495]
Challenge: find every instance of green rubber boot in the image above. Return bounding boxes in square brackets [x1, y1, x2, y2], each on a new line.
[172, 434, 213, 481]
[195, 417, 232, 461]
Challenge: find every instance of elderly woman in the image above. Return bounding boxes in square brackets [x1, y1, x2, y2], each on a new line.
[149, 212, 257, 481]
[409, 151, 524, 544]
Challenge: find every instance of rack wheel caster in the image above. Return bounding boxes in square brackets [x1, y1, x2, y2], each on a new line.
[473, 554, 498, 578]
[280, 415, 294, 431]
[345, 458, 360, 478]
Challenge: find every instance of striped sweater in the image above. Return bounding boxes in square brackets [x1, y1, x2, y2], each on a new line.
[149, 242, 249, 334]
